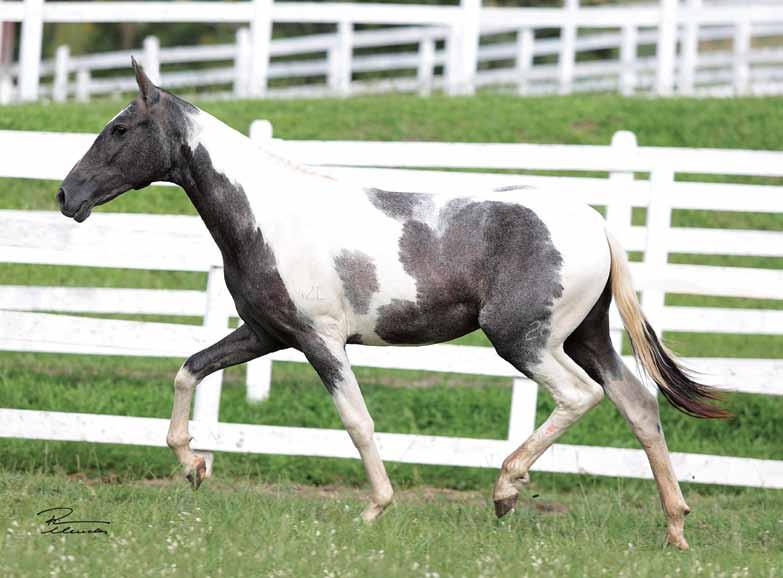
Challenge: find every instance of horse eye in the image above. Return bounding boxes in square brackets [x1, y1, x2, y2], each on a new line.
[112, 125, 128, 136]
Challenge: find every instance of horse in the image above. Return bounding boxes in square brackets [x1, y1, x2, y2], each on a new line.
[56, 59, 726, 550]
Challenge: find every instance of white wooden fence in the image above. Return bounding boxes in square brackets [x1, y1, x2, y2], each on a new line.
[2, 0, 783, 103]
[1, 123, 782, 487]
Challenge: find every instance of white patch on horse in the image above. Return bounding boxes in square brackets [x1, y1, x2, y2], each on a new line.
[109, 105, 131, 123]
[184, 109, 419, 344]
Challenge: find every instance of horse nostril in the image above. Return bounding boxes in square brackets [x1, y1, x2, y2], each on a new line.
[56, 187, 66, 208]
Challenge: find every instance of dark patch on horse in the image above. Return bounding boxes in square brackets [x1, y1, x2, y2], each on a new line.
[183, 323, 282, 381]
[366, 188, 434, 222]
[177, 142, 343, 393]
[374, 198, 481, 344]
[563, 277, 624, 386]
[299, 335, 346, 393]
[347, 333, 363, 345]
[334, 250, 380, 315]
[372, 192, 564, 370]
[493, 185, 532, 192]
[473, 202, 563, 375]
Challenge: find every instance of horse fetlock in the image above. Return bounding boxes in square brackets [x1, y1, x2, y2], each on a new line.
[374, 485, 394, 509]
[666, 528, 690, 551]
[664, 509, 690, 550]
[493, 472, 520, 518]
[166, 430, 189, 451]
[360, 499, 390, 523]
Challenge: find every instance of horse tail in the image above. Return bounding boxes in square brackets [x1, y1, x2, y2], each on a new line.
[605, 230, 730, 419]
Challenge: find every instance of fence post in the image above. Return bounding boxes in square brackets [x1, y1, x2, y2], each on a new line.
[733, 18, 751, 96]
[446, 0, 480, 96]
[143, 36, 161, 85]
[249, 0, 272, 98]
[642, 167, 674, 333]
[515, 27, 534, 96]
[234, 27, 251, 98]
[246, 357, 273, 403]
[655, 0, 677, 96]
[445, 25, 460, 95]
[0, 73, 13, 105]
[249, 118, 273, 143]
[19, 0, 44, 101]
[53, 45, 70, 103]
[606, 130, 638, 353]
[620, 23, 637, 96]
[75, 69, 90, 102]
[678, 0, 701, 95]
[417, 29, 435, 97]
[192, 265, 232, 475]
[328, 20, 352, 96]
[459, 0, 480, 96]
[559, 0, 578, 95]
[508, 378, 538, 443]
[245, 118, 275, 402]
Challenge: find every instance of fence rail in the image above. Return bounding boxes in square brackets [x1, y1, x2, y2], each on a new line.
[0, 124, 781, 486]
[2, 0, 783, 103]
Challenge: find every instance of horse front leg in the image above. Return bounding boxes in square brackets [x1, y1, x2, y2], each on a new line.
[167, 323, 281, 489]
[302, 335, 394, 522]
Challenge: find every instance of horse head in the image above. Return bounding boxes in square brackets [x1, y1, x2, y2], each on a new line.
[57, 58, 187, 221]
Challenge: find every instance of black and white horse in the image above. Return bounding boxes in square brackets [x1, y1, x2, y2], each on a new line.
[57, 60, 726, 550]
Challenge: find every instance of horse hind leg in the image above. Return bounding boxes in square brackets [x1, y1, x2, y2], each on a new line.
[605, 365, 691, 549]
[563, 284, 691, 550]
[488, 344, 605, 517]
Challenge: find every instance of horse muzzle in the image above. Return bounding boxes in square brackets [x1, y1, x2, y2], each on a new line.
[57, 186, 94, 222]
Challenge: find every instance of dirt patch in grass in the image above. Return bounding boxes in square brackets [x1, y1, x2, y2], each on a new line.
[104, 475, 570, 513]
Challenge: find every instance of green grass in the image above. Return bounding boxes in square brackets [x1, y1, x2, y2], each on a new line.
[2, 472, 782, 578]
[1, 94, 782, 575]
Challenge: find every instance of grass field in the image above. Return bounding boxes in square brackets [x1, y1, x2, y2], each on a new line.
[1, 93, 782, 576]
[3, 473, 783, 578]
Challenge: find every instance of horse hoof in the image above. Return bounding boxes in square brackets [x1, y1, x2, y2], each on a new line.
[494, 494, 518, 518]
[185, 455, 207, 490]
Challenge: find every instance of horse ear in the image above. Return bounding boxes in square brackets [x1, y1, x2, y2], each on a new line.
[131, 57, 160, 106]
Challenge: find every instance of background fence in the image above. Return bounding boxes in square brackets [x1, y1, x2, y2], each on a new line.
[1, 0, 783, 104]
[1, 122, 782, 487]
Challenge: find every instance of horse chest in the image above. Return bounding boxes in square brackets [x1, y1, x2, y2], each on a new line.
[222, 238, 318, 346]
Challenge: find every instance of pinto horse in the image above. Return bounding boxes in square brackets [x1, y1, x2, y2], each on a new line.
[57, 60, 726, 549]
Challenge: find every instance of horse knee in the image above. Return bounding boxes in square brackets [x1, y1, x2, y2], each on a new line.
[174, 365, 197, 392]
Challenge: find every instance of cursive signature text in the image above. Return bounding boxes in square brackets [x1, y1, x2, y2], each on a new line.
[36, 507, 110, 536]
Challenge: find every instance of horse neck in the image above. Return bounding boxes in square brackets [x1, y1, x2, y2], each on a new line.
[175, 109, 280, 258]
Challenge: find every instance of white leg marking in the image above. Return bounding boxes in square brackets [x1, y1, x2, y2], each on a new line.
[605, 372, 691, 549]
[325, 346, 394, 521]
[166, 365, 207, 488]
[494, 349, 604, 507]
